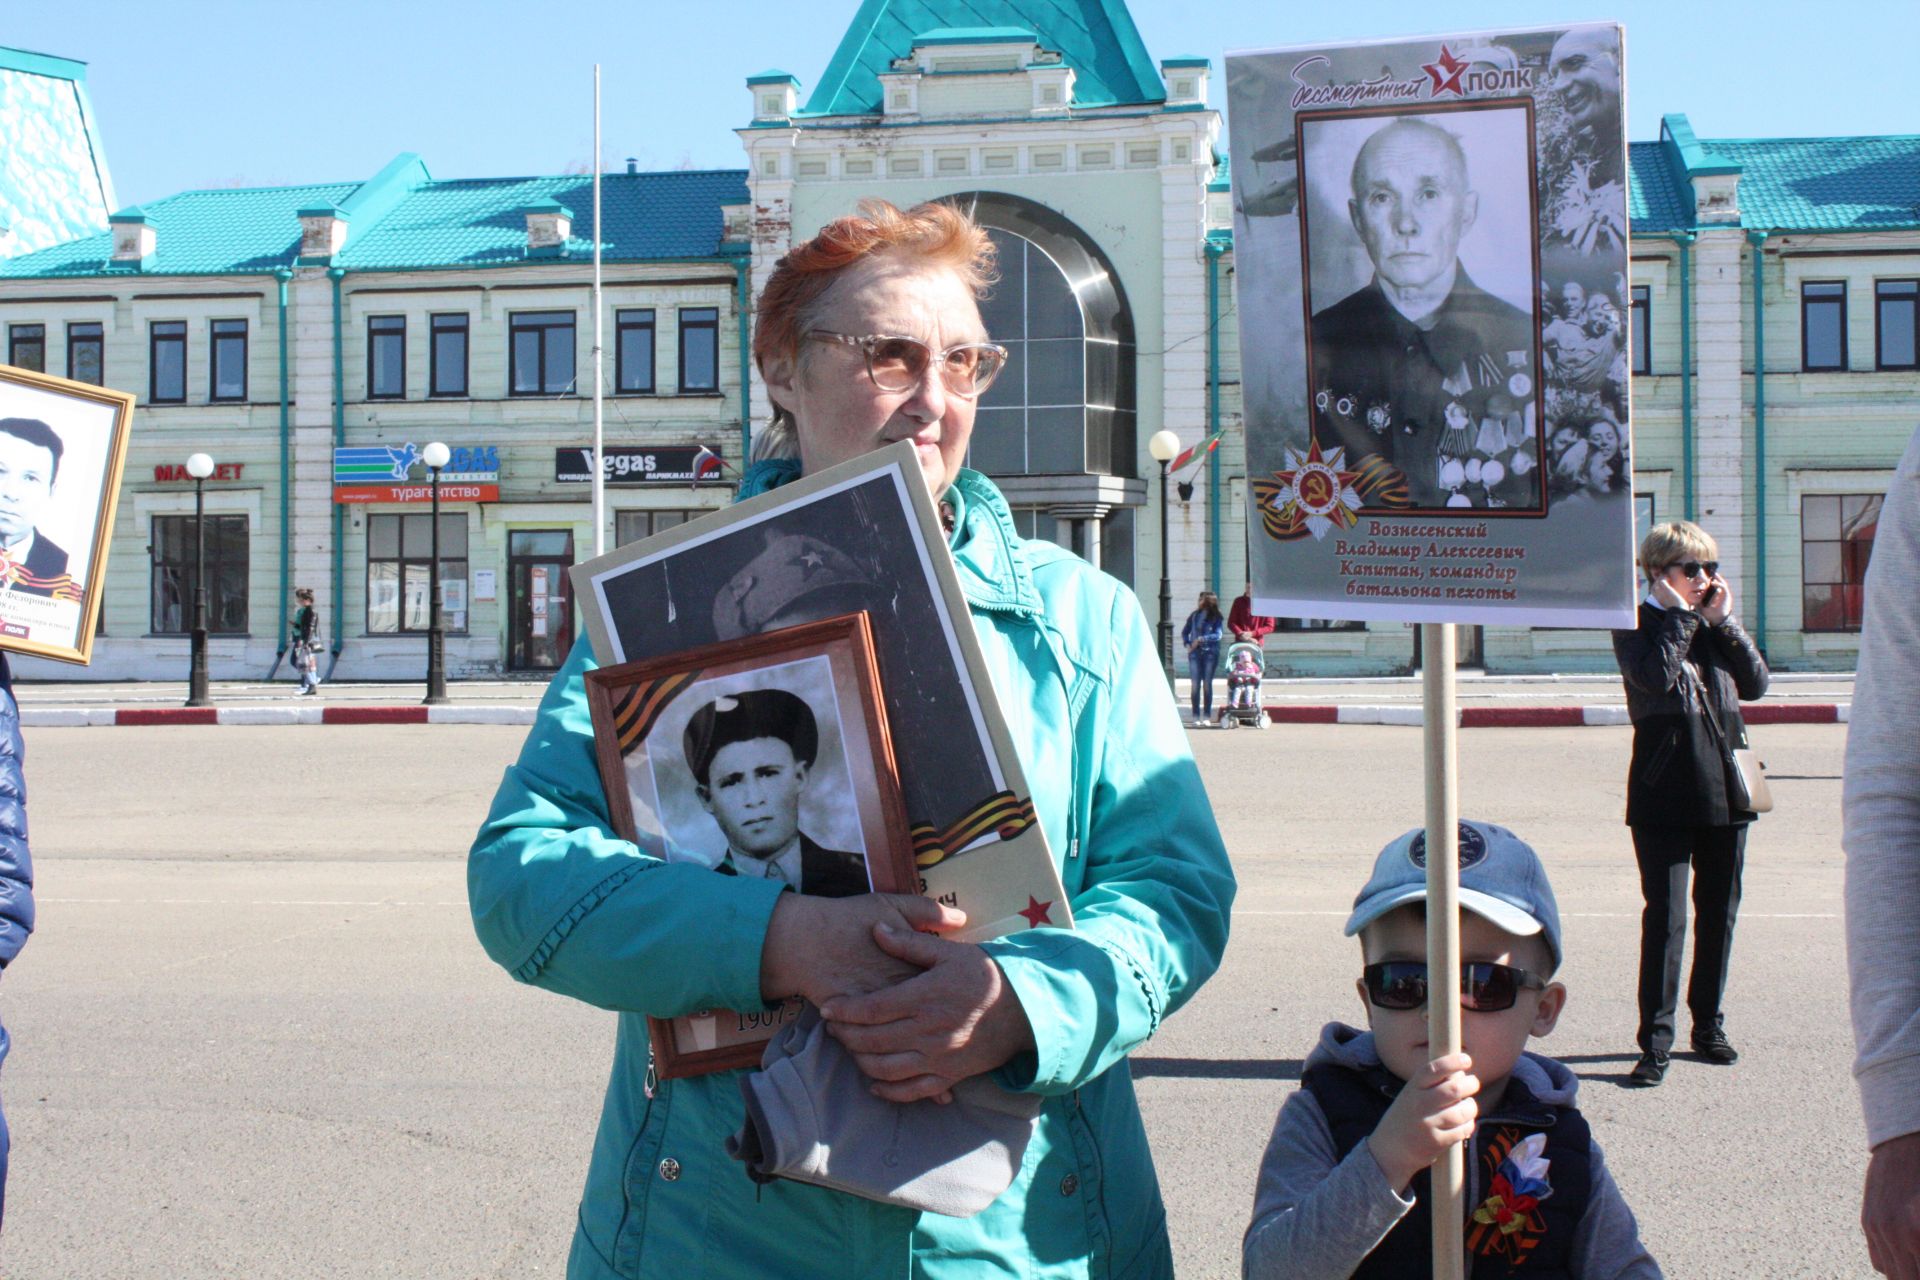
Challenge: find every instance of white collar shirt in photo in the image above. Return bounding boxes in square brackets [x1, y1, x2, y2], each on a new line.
[721, 838, 803, 888]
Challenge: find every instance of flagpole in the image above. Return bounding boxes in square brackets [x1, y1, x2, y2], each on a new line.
[1422, 621, 1466, 1280]
[591, 63, 606, 557]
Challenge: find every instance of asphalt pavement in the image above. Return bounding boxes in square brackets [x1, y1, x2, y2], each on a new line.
[0, 720, 1867, 1278]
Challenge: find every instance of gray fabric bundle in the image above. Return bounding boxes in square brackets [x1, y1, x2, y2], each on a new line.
[726, 1004, 1042, 1217]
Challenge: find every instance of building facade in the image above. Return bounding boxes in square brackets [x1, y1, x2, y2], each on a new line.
[2, 2, 1915, 679]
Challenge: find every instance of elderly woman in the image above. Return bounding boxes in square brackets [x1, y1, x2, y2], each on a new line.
[1612, 520, 1768, 1088]
[468, 199, 1235, 1279]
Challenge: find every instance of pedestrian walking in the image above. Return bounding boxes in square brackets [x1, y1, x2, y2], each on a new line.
[1844, 425, 1920, 1277]
[1181, 589, 1225, 722]
[1611, 521, 1768, 1086]
[289, 587, 321, 696]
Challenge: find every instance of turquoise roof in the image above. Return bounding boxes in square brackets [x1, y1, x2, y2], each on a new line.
[802, 0, 1165, 116]
[0, 45, 87, 81]
[0, 181, 357, 276]
[914, 26, 1037, 44]
[0, 167, 749, 278]
[747, 70, 799, 85]
[1626, 128, 1920, 233]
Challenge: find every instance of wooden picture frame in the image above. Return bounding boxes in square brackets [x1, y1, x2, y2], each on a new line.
[583, 612, 914, 1078]
[0, 363, 135, 664]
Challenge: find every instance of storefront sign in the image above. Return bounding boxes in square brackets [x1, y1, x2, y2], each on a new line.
[555, 445, 725, 485]
[154, 462, 245, 482]
[333, 443, 500, 504]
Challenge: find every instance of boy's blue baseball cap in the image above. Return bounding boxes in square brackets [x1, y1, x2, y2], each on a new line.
[1343, 820, 1562, 969]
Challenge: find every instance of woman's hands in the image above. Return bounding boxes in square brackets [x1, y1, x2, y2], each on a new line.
[821, 923, 1037, 1103]
[1650, 573, 1693, 612]
[759, 892, 966, 1008]
[1700, 573, 1734, 625]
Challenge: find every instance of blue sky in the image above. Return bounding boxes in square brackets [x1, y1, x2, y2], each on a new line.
[11, 0, 1918, 206]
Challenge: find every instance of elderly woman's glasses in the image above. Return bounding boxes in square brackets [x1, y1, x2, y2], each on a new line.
[808, 331, 1009, 398]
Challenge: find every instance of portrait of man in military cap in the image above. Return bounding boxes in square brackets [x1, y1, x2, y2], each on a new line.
[1301, 107, 1544, 512]
[681, 686, 870, 898]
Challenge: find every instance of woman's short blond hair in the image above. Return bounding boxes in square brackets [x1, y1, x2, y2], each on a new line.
[1638, 520, 1718, 575]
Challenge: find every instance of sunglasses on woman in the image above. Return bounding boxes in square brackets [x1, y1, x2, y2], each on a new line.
[1362, 961, 1548, 1013]
[1669, 560, 1719, 580]
[809, 331, 1010, 398]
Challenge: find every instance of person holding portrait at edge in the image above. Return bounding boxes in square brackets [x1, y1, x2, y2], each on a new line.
[1181, 589, 1225, 723]
[1611, 521, 1768, 1087]
[467, 199, 1236, 1279]
[0, 650, 33, 1229]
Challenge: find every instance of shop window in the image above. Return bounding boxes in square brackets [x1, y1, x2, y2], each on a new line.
[149, 321, 186, 403]
[1629, 285, 1650, 375]
[509, 310, 576, 396]
[6, 324, 43, 373]
[210, 319, 247, 401]
[367, 512, 469, 634]
[1802, 281, 1847, 371]
[430, 314, 469, 397]
[368, 315, 406, 399]
[1802, 492, 1882, 632]
[1877, 280, 1917, 370]
[150, 514, 249, 634]
[67, 322, 104, 385]
[614, 508, 696, 547]
[679, 307, 718, 392]
[617, 309, 656, 394]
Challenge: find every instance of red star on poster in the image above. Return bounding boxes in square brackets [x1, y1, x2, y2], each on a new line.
[1423, 44, 1469, 97]
[1266, 440, 1365, 540]
[1018, 897, 1054, 928]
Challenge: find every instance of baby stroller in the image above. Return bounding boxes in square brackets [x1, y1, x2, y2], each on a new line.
[1216, 640, 1268, 730]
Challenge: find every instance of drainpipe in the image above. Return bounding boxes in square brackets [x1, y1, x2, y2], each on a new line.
[1747, 230, 1770, 655]
[733, 254, 752, 466]
[272, 268, 293, 677]
[328, 267, 346, 681]
[1205, 240, 1225, 593]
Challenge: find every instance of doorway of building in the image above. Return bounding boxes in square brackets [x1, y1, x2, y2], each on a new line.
[508, 529, 574, 672]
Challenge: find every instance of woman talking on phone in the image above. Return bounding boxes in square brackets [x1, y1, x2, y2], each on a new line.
[1612, 520, 1768, 1087]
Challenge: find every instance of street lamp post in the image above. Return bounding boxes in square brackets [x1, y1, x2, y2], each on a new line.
[421, 441, 451, 705]
[184, 452, 216, 707]
[1148, 430, 1181, 685]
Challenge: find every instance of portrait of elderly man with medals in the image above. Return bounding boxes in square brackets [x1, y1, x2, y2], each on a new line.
[1305, 112, 1543, 513]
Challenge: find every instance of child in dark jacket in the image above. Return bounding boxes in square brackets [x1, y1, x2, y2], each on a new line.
[1244, 820, 1661, 1278]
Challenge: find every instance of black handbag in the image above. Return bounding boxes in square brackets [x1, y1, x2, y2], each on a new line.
[1697, 670, 1773, 814]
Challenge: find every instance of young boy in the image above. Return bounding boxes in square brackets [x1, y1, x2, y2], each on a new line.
[1244, 820, 1662, 1278]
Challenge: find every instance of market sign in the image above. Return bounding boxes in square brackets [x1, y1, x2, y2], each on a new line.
[333, 443, 500, 504]
[555, 445, 725, 486]
[155, 462, 245, 482]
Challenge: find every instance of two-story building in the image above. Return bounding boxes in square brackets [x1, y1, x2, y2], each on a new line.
[0, 44, 115, 261]
[0, 155, 752, 679]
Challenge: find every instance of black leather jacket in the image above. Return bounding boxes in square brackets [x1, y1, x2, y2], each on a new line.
[0, 654, 34, 1066]
[1612, 602, 1769, 827]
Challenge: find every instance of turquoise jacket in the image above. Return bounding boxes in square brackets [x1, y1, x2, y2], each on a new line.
[468, 466, 1236, 1279]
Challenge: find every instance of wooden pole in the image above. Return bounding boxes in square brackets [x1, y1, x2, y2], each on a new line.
[1421, 621, 1465, 1280]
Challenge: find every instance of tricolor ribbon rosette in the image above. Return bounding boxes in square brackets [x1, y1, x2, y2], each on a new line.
[1472, 1131, 1554, 1235]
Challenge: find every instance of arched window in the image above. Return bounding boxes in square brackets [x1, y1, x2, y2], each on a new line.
[972, 230, 1087, 474]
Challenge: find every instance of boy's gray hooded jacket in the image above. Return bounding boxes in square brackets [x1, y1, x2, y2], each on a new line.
[1243, 1023, 1662, 1279]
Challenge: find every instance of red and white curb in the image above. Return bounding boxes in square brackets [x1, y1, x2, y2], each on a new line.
[19, 702, 1850, 729]
[1258, 703, 1848, 728]
[19, 705, 538, 727]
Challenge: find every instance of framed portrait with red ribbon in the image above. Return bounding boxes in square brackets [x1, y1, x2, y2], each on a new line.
[0, 362, 134, 664]
[575, 441, 1073, 965]
[584, 614, 918, 1078]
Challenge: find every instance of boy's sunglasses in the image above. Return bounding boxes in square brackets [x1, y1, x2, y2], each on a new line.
[1362, 961, 1548, 1013]
[1669, 560, 1720, 580]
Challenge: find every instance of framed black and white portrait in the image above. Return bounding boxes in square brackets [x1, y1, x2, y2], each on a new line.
[585, 614, 914, 1078]
[0, 363, 133, 663]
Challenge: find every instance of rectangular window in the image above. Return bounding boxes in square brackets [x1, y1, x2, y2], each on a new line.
[66, 322, 104, 385]
[1802, 281, 1847, 371]
[1876, 280, 1918, 370]
[429, 314, 469, 397]
[509, 310, 575, 396]
[1630, 285, 1651, 375]
[149, 321, 186, 403]
[615, 309, 655, 394]
[210, 318, 247, 401]
[7, 324, 45, 373]
[1802, 492, 1883, 632]
[150, 514, 249, 634]
[614, 508, 695, 547]
[678, 307, 718, 392]
[367, 315, 406, 399]
[366, 512, 469, 634]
